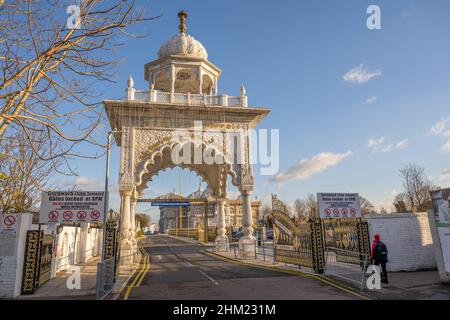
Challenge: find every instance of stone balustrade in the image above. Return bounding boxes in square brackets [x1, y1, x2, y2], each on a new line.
[127, 88, 248, 107]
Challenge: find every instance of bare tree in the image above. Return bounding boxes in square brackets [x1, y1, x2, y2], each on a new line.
[393, 193, 407, 213]
[0, 128, 61, 213]
[260, 204, 272, 228]
[397, 163, 434, 212]
[360, 196, 375, 215]
[293, 198, 307, 219]
[305, 193, 318, 218]
[0, 0, 158, 189]
[135, 213, 150, 230]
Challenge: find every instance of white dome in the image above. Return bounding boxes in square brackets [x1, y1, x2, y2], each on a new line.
[158, 33, 208, 59]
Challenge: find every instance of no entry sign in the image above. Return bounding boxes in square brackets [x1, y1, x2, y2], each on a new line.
[40, 191, 106, 224]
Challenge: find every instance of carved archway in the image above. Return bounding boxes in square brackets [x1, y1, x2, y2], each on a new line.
[134, 139, 240, 199]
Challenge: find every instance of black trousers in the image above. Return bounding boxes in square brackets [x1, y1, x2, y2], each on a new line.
[374, 261, 388, 281]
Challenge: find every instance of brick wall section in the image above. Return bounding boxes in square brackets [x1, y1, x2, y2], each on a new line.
[365, 212, 437, 272]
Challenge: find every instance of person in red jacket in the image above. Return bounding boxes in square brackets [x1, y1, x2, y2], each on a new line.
[369, 234, 389, 283]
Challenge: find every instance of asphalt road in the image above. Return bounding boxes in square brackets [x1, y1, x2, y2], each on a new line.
[123, 235, 361, 300]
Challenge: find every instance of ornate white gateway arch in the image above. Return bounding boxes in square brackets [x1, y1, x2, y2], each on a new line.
[104, 11, 270, 263]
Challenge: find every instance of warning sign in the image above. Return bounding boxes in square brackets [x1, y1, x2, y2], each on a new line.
[90, 210, 100, 220]
[63, 211, 73, 220]
[77, 210, 87, 221]
[48, 211, 59, 221]
[0, 213, 19, 234]
[40, 191, 106, 224]
[317, 193, 361, 219]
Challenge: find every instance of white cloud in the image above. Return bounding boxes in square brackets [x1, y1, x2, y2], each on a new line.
[273, 151, 352, 183]
[441, 140, 450, 153]
[55, 176, 100, 188]
[431, 118, 450, 152]
[395, 139, 409, 149]
[343, 64, 382, 84]
[368, 137, 385, 147]
[368, 137, 409, 153]
[439, 169, 450, 181]
[74, 176, 99, 187]
[365, 95, 378, 104]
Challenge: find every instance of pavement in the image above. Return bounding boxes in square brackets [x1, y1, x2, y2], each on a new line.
[118, 235, 365, 300]
[367, 271, 450, 300]
[18, 257, 100, 300]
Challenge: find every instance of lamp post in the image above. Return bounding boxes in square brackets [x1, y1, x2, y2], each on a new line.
[101, 130, 119, 261]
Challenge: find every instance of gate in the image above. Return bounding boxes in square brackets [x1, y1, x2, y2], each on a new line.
[38, 234, 53, 286]
[104, 221, 119, 277]
[322, 218, 370, 265]
[271, 195, 325, 274]
[21, 230, 54, 295]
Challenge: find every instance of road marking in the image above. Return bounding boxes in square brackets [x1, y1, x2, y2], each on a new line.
[203, 250, 370, 300]
[116, 253, 142, 299]
[136, 251, 151, 287]
[199, 269, 219, 286]
[124, 247, 149, 300]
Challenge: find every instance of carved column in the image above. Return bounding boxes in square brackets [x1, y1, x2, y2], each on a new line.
[241, 190, 255, 240]
[130, 199, 137, 239]
[239, 190, 256, 258]
[120, 188, 133, 264]
[215, 198, 228, 251]
[130, 198, 137, 253]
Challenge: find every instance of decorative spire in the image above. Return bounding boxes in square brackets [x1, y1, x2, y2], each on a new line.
[178, 10, 188, 33]
[240, 84, 246, 96]
[127, 75, 134, 89]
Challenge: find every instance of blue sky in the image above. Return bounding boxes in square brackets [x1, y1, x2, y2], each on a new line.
[54, 0, 450, 222]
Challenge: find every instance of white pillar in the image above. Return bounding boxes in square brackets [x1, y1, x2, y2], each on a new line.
[78, 223, 89, 263]
[215, 199, 229, 251]
[120, 189, 133, 264]
[130, 199, 137, 255]
[239, 190, 256, 258]
[97, 228, 103, 257]
[242, 191, 254, 240]
[130, 200, 137, 239]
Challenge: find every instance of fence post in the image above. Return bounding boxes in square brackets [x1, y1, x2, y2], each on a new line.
[262, 241, 266, 262]
[273, 241, 276, 264]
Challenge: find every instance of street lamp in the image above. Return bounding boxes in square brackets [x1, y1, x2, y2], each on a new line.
[101, 130, 120, 262]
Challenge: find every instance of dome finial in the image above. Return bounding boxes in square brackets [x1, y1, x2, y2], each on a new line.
[178, 10, 188, 33]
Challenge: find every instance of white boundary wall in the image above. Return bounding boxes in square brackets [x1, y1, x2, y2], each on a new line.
[0, 216, 102, 298]
[0, 213, 32, 298]
[365, 212, 436, 272]
[54, 225, 102, 273]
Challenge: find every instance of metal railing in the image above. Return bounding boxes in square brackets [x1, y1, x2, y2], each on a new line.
[323, 247, 368, 291]
[255, 240, 275, 263]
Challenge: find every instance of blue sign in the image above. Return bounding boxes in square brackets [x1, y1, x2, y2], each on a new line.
[151, 202, 190, 207]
